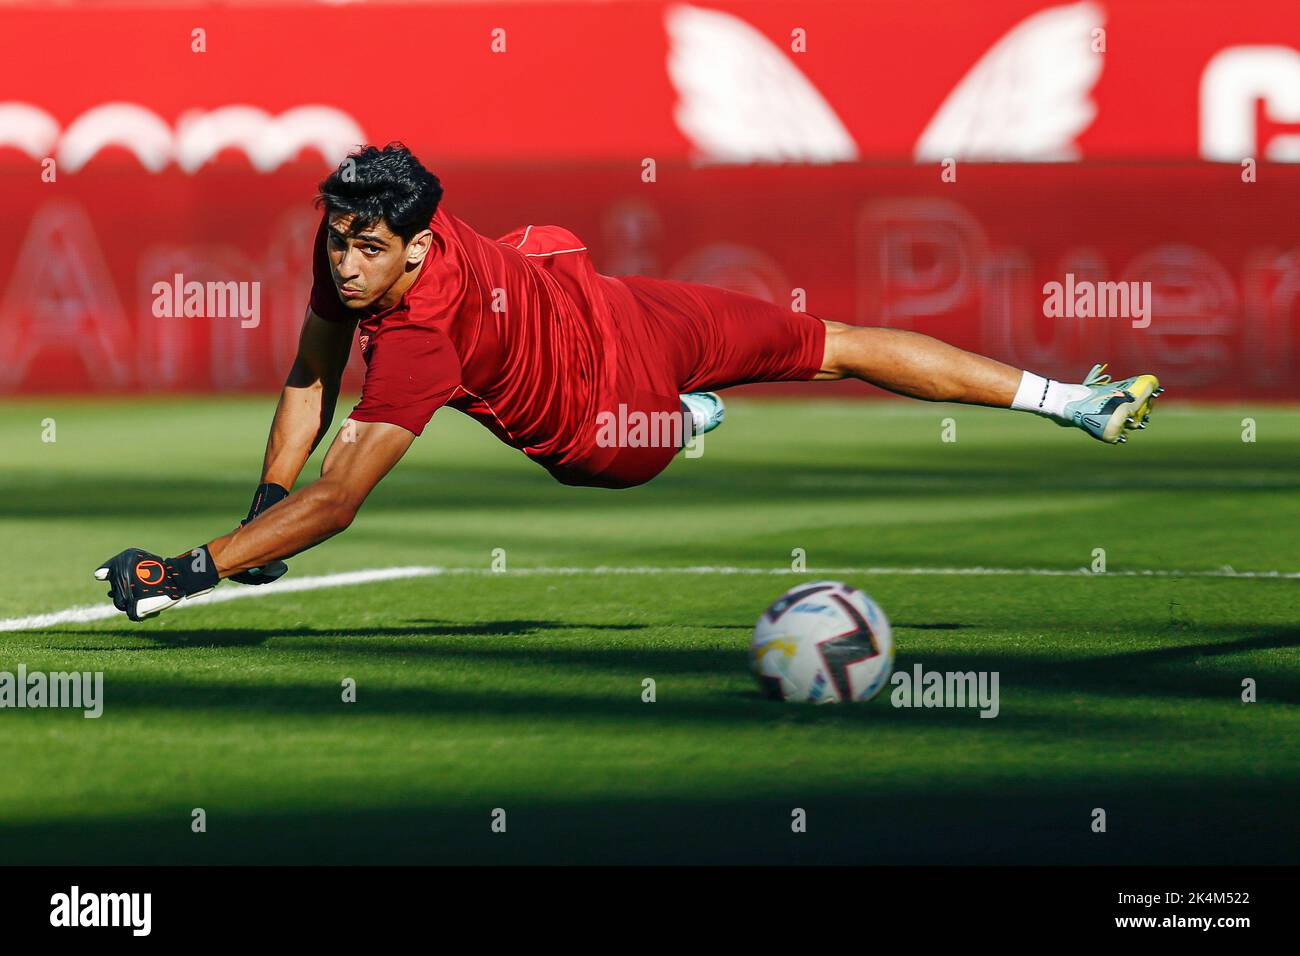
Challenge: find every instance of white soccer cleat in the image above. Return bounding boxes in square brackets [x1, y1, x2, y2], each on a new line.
[679, 391, 726, 437]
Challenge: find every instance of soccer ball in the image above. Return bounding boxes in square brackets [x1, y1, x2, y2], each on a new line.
[750, 580, 894, 703]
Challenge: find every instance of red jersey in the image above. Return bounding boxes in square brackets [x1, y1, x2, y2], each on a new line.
[309, 206, 618, 472]
[309, 204, 825, 487]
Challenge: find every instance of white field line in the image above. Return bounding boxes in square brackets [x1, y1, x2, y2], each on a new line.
[1, 563, 1296, 633]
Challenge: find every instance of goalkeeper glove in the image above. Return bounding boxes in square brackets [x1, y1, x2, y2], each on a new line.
[228, 482, 290, 586]
[93, 546, 218, 621]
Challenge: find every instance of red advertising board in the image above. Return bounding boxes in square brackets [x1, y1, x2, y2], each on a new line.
[3, 0, 1300, 166]
[1, 1, 1298, 398]
[2, 162, 1297, 398]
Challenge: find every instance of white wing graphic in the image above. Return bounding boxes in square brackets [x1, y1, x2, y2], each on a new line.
[176, 105, 365, 172]
[915, 1, 1105, 162]
[665, 3, 858, 164]
[2, 103, 365, 172]
[0, 103, 60, 159]
[59, 102, 175, 172]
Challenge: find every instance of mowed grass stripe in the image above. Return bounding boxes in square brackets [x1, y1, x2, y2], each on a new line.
[5, 562, 1297, 632]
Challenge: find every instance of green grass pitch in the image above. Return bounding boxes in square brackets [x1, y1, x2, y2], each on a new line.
[0, 395, 1296, 864]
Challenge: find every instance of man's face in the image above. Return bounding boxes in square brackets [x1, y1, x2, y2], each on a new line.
[324, 213, 429, 311]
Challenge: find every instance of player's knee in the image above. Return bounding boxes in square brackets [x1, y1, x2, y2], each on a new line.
[819, 320, 861, 379]
[310, 480, 361, 531]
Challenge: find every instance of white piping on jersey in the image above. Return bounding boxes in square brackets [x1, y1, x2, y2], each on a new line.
[453, 383, 518, 442]
[511, 223, 587, 256]
[456, 224, 583, 450]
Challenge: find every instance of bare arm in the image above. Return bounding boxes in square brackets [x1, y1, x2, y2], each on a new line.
[261, 308, 357, 489]
[208, 419, 415, 578]
[92, 327, 413, 617]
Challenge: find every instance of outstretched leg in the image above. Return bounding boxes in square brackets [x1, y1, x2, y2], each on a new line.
[815, 320, 1162, 443]
[613, 275, 1160, 448]
[816, 321, 1019, 405]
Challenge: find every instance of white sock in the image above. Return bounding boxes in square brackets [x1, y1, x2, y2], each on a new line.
[1010, 371, 1090, 421]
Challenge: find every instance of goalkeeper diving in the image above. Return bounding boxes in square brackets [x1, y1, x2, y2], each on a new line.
[94, 144, 1163, 621]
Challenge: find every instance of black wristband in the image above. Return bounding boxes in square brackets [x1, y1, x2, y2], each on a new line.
[244, 482, 290, 525]
[166, 546, 220, 596]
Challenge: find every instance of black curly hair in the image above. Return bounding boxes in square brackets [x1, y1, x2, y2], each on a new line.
[316, 143, 443, 243]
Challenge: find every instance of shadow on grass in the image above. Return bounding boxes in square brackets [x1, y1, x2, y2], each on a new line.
[2, 777, 1296, 865]
[62, 619, 649, 650]
[4, 443, 1297, 519]
[25, 624, 1300, 728]
[894, 625, 1300, 706]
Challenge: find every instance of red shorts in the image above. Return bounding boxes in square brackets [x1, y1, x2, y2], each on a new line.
[542, 275, 826, 489]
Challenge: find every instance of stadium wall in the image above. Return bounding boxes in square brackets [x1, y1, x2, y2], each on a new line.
[2, 1, 1298, 398]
